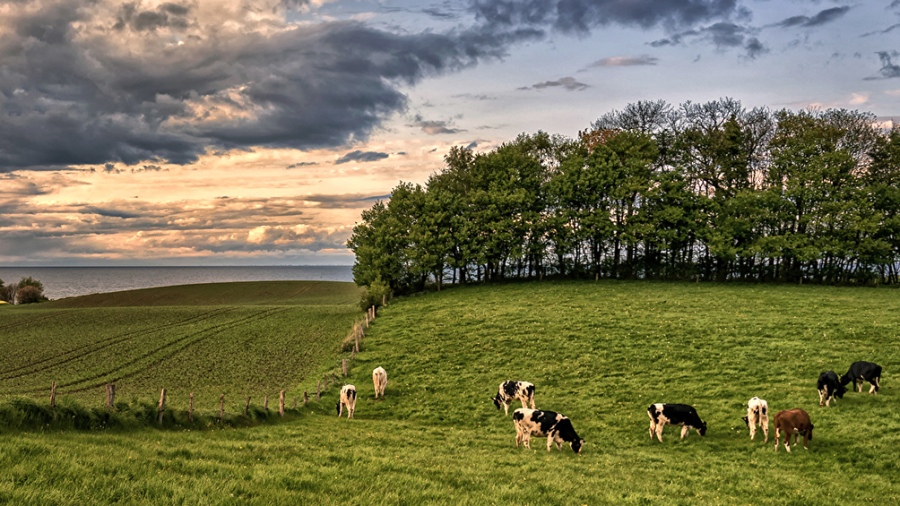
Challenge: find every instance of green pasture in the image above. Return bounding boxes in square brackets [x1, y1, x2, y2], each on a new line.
[1, 281, 898, 504]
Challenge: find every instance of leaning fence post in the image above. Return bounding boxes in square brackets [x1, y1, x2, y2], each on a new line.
[264, 395, 269, 412]
[316, 381, 321, 400]
[342, 359, 348, 377]
[189, 393, 194, 422]
[157, 388, 167, 424]
[303, 391, 309, 405]
[219, 394, 225, 423]
[279, 390, 286, 417]
[50, 380, 57, 411]
[245, 396, 251, 417]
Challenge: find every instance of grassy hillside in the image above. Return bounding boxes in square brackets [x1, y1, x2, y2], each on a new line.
[0, 281, 363, 409]
[1, 281, 898, 504]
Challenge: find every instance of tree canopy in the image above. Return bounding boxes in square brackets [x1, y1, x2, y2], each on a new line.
[348, 99, 900, 293]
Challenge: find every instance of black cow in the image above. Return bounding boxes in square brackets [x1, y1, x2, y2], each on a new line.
[492, 381, 536, 416]
[648, 403, 707, 442]
[840, 361, 882, 395]
[512, 408, 584, 454]
[817, 371, 846, 407]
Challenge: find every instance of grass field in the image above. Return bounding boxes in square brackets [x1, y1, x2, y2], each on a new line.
[1, 280, 898, 504]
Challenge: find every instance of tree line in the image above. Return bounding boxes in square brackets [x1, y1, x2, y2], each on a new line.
[0, 277, 47, 304]
[348, 98, 900, 294]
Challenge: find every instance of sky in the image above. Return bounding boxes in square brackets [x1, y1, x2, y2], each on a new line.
[1, 0, 899, 267]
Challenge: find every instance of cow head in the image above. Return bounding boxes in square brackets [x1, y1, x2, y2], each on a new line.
[839, 373, 851, 386]
[741, 415, 749, 427]
[335, 402, 340, 415]
[807, 424, 814, 440]
[698, 420, 708, 436]
[836, 383, 847, 398]
[571, 438, 584, 454]
[491, 393, 502, 410]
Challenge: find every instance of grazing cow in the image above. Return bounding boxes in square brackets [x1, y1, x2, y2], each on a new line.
[372, 366, 388, 399]
[773, 408, 813, 453]
[647, 403, 707, 442]
[840, 361, 882, 395]
[817, 371, 847, 407]
[512, 408, 584, 454]
[742, 396, 770, 442]
[492, 381, 536, 416]
[336, 384, 357, 419]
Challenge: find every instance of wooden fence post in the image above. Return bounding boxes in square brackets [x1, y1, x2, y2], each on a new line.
[106, 384, 116, 408]
[245, 396, 251, 417]
[292, 395, 297, 410]
[342, 359, 348, 377]
[50, 380, 57, 410]
[316, 381, 321, 400]
[303, 391, 309, 405]
[382, 294, 386, 306]
[189, 393, 194, 422]
[264, 395, 269, 412]
[157, 388, 166, 424]
[279, 390, 285, 417]
[219, 394, 225, 423]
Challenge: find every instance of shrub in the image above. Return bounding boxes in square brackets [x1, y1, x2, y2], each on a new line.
[16, 285, 45, 304]
[359, 276, 390, 311]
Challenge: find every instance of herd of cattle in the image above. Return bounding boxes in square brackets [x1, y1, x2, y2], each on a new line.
[336, 361, 883, 455]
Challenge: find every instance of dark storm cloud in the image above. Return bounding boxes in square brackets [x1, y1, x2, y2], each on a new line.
[412, 116, 462, 134]
[865, 51, 900, 80]
[774, 6, 850, 28]
[520, 77, 589, 91]
[650, 22, 767, 58]
[334, 150, 390, 164]
[471, 0, 741, 34]
[0, 1, 543, 172]
[114, 2, 193, 31]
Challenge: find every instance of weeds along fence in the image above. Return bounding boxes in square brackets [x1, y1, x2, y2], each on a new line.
[0, 306, 380, 432]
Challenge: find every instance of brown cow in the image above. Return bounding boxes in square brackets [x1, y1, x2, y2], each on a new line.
[773, 408, 814, 453]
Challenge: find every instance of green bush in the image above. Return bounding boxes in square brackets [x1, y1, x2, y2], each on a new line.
[359, 276, 390, 311]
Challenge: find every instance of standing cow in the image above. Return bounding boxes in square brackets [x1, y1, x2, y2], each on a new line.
[742, 396, 769, 442]
[840, 361, 882, 395]
[512, 408, 584, 454]
[337, 384, 357, 419]
[773, 408, 814, 452]
[372, 366, 388, 399]
[492, 381, 536, 416]
[648, 403, 707, 442]
[817, 371, 847, 407]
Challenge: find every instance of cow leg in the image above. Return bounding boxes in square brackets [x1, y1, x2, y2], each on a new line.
[655, 422, 665, 443]
[680, 425, 689, 440]
[818, 389, 825, 407]
[547, 434, 554, 452]
[774, 427, 780, 452]
[761, 418, 769, 443]
[504, 403, 509, 417]
[523, 434, 531, 449]
[649, 420, 656, 440]
[857, 380, 863, 393]
[749, 423, 756, 440]
[869, 380, 877, 395]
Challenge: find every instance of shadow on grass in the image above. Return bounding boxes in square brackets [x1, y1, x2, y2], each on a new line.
[0, 397, 306, 433]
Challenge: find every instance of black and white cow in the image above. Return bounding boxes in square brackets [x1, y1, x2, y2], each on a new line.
[742, 396, 769, 442]
[648, 403, 707, 442]
[512, 408, 584, 454]
[817, 371, 846, 407]
[336, 384, 356, 419]
[492, 381, 536, 416]
[840, 361, 882, 395]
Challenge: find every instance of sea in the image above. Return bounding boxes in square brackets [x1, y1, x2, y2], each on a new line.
[0, 265, 355, 300]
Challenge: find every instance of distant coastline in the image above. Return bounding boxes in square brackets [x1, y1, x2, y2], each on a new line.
[0, 265, 354, 300]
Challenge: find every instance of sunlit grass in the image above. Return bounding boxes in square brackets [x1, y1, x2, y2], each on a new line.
[1, 280, 897, 504]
